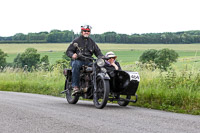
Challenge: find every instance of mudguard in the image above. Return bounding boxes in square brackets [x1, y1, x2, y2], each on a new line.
[63, 68, 72, 81]
[97, 73, 110, 80]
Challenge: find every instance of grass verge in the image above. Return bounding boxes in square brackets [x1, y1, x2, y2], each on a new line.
[0, 66, 199, 115]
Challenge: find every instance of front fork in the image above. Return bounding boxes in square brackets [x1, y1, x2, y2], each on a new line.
[93, 64, 97, 93]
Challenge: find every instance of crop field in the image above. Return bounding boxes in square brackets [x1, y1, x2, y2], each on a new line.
[1, 43, 200, 70]
[1, 43, 200, 53]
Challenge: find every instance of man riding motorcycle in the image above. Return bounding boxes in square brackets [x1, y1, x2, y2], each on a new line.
[66, 25, 103, 95]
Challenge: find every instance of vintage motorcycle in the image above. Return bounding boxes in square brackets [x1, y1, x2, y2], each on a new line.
[62, 44, 140, 109]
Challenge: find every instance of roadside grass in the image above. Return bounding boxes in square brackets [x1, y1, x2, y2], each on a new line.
[0, 66, 199, 115]
[131, 69, 200, 115]
[0, 67, 65, 97]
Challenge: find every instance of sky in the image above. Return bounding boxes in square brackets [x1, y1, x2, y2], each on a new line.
[0, 0, 200, 37]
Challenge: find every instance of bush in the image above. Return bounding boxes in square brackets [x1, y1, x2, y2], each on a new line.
[139, 48, 179, 71]
[139, 49, 158, 63]
[13, 48, 40, 71]
[62, 52, 71, 61]
[0, 49, 8, 68]
[51, 59, 70, 70]
[39, 55, 50, 71]
[154, 48, 179, 70]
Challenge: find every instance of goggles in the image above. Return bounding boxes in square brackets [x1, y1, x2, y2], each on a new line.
[81, 25, 92, 31]
[83, 30, 90, 32]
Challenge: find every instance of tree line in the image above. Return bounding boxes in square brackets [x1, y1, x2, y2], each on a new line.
[1, 30, 200, 44]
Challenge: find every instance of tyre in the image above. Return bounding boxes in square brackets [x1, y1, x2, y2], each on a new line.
[117, 95, 131, 106]
[93, 76, 110, 109]
[65, 79, 79, 104]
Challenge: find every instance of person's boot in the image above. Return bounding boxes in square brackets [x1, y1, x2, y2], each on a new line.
[72, 87, 79, 96]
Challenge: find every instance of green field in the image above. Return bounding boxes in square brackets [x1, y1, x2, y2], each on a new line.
[1, 43, 200, 70]
[1, 43, 200, 53]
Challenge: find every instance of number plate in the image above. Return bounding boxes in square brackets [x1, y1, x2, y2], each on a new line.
[129, 72, 140, 82]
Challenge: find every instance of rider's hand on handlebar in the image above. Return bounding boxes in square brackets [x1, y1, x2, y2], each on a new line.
[72, 53, 78, 59]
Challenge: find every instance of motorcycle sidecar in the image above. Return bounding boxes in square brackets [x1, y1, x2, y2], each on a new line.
[109, 70, 140, 96]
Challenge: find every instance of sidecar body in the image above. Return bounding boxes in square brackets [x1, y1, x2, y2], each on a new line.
[108, 70, 140, 96]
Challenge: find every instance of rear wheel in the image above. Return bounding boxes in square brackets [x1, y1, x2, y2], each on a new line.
[93, 76, 110, 109]
[117, 95, 131, 106]
[65, 79, 79, 104]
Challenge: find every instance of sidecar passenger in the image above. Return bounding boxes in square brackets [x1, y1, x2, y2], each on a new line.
[104, 51, 121, 73]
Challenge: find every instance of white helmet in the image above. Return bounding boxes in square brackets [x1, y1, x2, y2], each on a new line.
[105, 51, 117, 59]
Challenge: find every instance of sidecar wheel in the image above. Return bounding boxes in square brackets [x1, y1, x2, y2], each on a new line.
[65, 80, 79, 104]
[117, 95, 131, 106]
[93, 77, 110, 109]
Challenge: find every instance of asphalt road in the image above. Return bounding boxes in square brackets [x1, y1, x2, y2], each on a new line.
[0, 91, 199, 133]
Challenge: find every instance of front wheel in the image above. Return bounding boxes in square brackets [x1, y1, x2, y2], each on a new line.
[117, 95, 131, 106]
[65, 79, 79, 104]
[93, 76, 110, 109]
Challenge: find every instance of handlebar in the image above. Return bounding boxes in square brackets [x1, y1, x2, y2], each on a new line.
[77, 53, 95, 61]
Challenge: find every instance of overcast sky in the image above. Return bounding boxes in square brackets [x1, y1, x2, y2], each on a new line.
[0, 0, 200, 36]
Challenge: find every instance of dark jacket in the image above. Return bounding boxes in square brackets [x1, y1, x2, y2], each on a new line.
[66, 35, 103, 61]
[104, 61, 122, 73]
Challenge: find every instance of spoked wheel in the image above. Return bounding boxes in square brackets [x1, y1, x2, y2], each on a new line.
[65, 79, 79, 104]
[117, 95, 131, 106]
[93, 76, 110, 109]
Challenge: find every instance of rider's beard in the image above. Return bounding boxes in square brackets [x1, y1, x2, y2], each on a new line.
[83, 34, 89, 38]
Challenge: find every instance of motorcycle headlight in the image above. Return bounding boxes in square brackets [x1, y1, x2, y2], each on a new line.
[97, 59, 105, 67]
[101, 68, 107, 73]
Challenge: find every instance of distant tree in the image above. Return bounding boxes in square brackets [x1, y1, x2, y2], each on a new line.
[40, 55, 49, 64]
[40, 55, 50, 71]
[139, 48, 179, 71]
[13, 54, 22, 68]
[0, 49, 8, 67]
[139, 49, 158, 63]
[103, 32, 117, 43]
[14, 48, 40, 71]
[12, 33, 27, 41]
[2, 29, 200, 44]
[28, 32, 47, 42]
[154, 48, 179, 70]
[116, 34, 121, 43]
